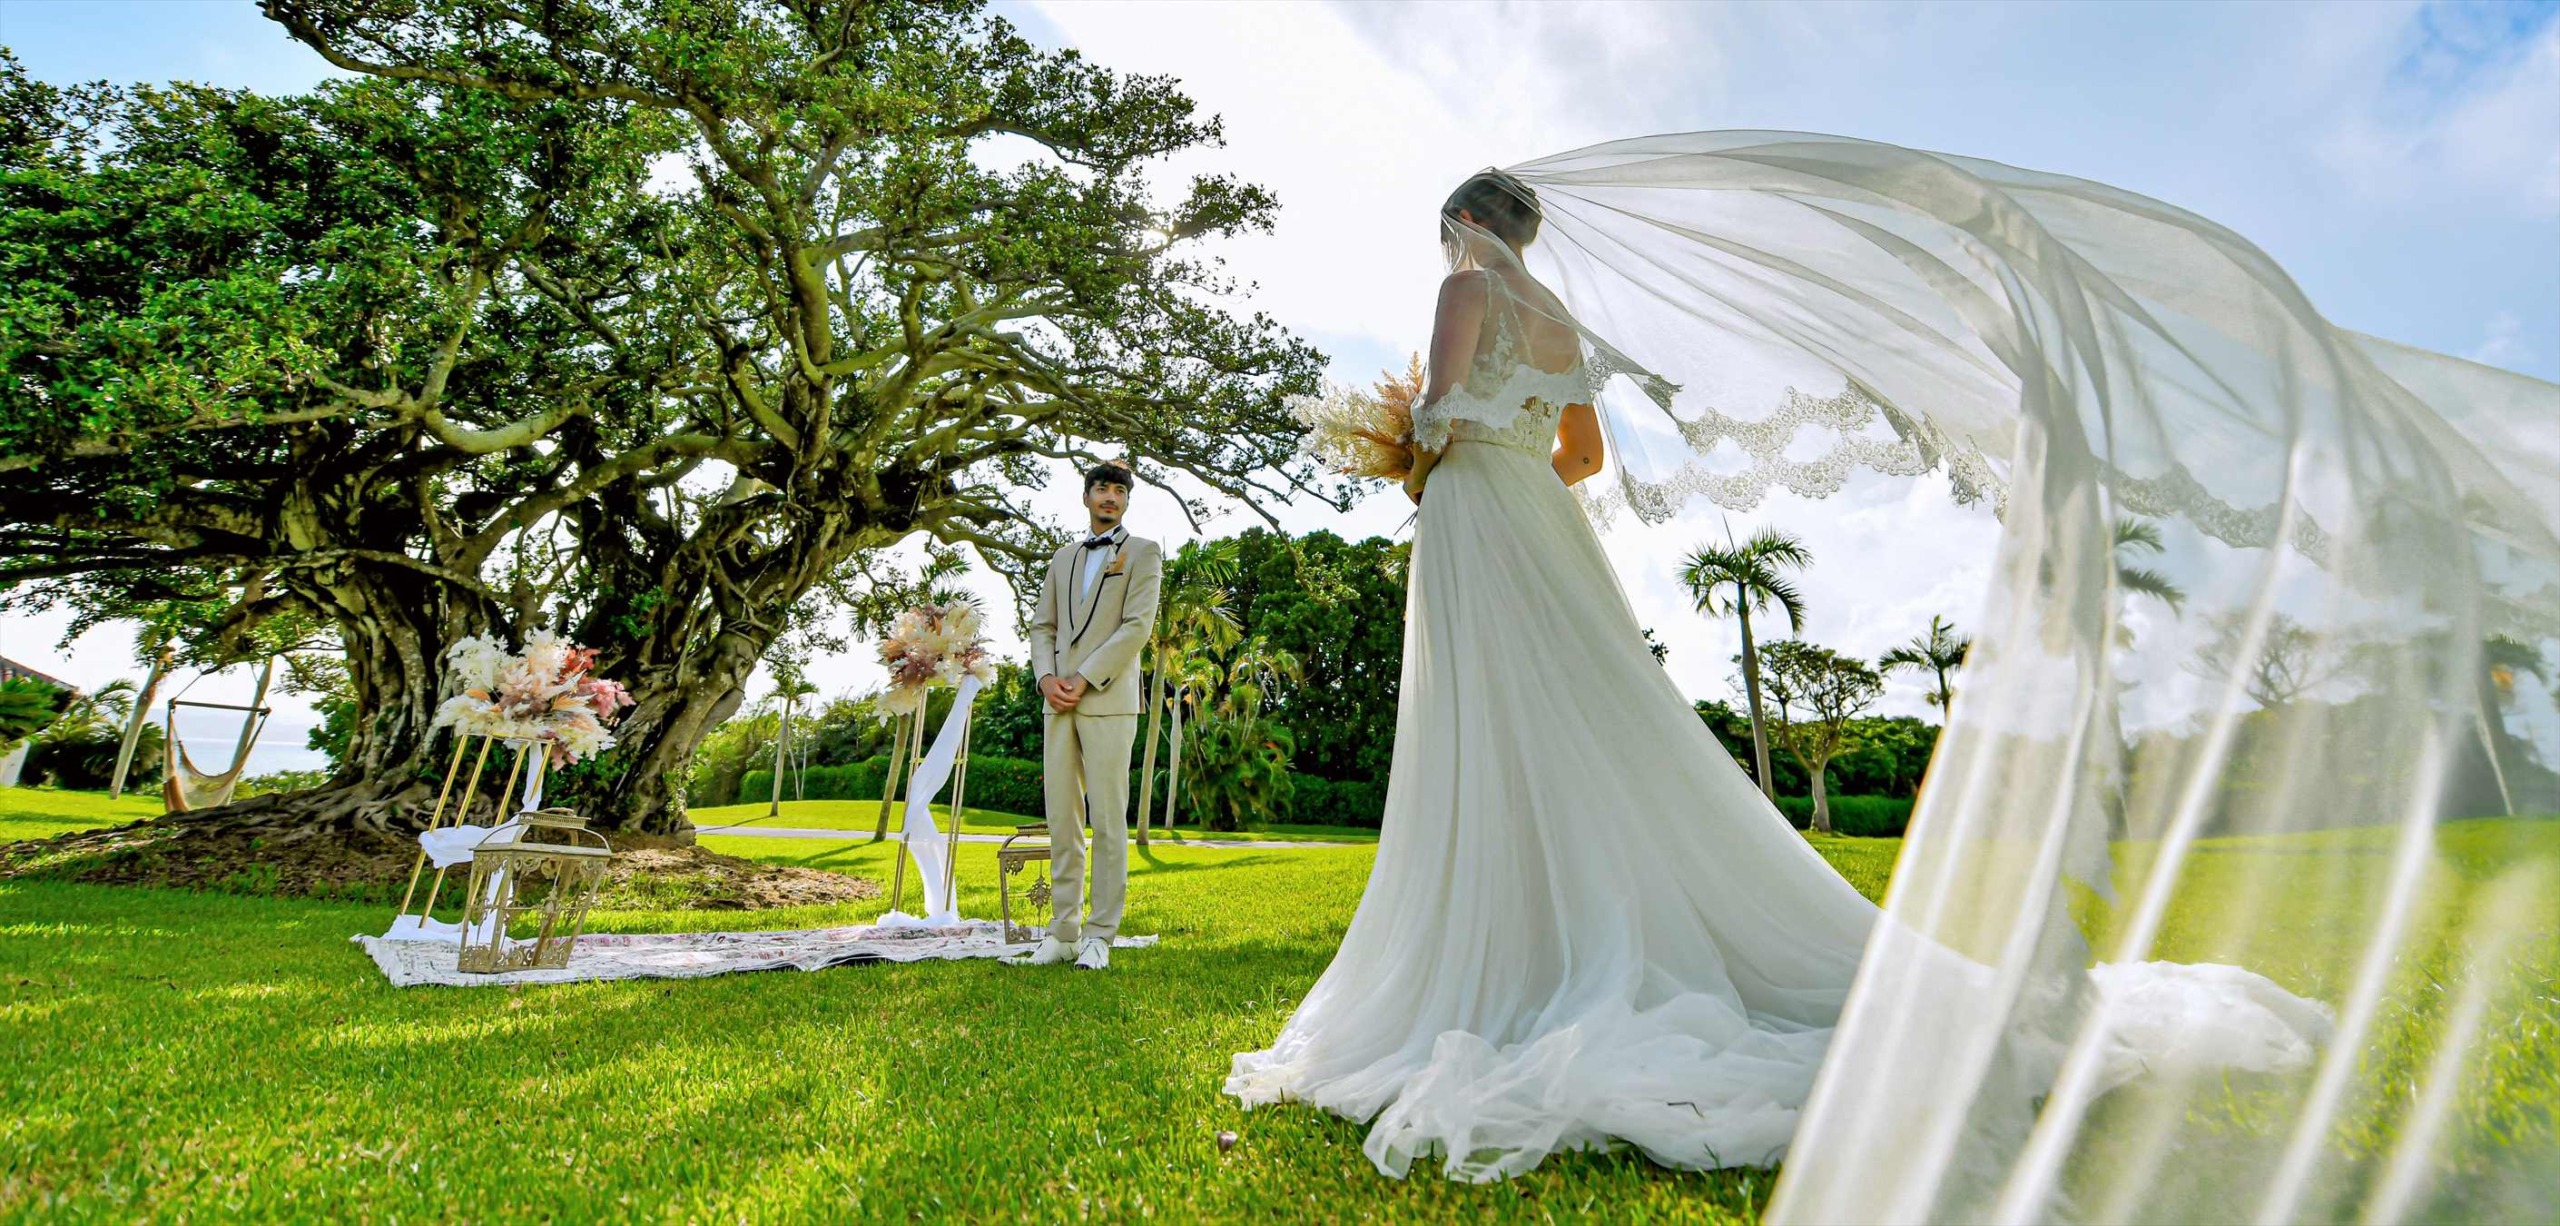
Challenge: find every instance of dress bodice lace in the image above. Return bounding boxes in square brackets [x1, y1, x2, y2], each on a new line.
[1414, 273, 1596, 455]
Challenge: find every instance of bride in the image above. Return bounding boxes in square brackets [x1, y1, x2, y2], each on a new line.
[1223, 168, 2335, 1184]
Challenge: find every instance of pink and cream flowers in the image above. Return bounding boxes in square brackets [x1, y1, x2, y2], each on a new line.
[433, 630, 634, 762]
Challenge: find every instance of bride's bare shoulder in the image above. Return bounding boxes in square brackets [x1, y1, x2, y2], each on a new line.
[1437, 268, 1496, 299]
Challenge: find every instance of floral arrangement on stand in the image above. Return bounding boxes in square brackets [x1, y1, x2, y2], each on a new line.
[1289, 353, 1425, 482]
[434, 630, 635, 762]
[876, 601, 995, 715]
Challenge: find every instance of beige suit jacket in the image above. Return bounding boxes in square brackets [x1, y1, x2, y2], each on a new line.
[1027, 531, 1162, 718]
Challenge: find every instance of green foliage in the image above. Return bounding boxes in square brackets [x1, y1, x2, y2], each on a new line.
[687, 709, 782, 808]
[965, 661, 1045, 762]
[0, 678, 63, 747]
[22, 722, 162, 792]
[14, 678, 159, 791]
[1770, 794, 1914, 838]
[1695, 702, 1935, 801]
[1680, 529, 1812, 632]
[233, 769, 330, 799]
[1179, 716, 1295, 833]
[1877, 615, 1970, 718]
[279, 654, 356, 776]
[1682, 526, 1814, 794]
[1200, 529, 1407, 784]
[738, 755, 1050, 821]
[1287, 774, 1387, 828]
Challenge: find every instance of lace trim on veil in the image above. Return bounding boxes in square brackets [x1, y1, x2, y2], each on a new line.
[1573, 375, 2334, 564]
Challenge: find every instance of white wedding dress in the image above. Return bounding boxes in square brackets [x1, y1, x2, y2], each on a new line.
[1225, 273, 2332, 1183]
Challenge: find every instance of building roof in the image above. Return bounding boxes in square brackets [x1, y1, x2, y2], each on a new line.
[0, 657, 80, 695]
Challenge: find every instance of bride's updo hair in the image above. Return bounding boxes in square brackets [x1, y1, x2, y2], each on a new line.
[1442, 169, 1542, 247]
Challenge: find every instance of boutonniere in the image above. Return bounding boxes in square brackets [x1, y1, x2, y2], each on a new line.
[1104, 555, 1130, 577]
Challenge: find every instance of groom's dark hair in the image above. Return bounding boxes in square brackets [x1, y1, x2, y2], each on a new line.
[1083, 462, 1135, 494]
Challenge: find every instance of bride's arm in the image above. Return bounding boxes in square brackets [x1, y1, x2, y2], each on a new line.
[1405, 272, 1490, 503]
[1552, 402, 1604, 486]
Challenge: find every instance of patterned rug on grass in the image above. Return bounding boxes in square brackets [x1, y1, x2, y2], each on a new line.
[353, 921, 1158, 988]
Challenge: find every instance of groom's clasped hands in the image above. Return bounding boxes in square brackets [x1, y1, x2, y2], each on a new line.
[1040, 673, 1088, 712]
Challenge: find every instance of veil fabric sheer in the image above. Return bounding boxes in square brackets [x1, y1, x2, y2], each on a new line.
[1485, 133, 2560, 1223]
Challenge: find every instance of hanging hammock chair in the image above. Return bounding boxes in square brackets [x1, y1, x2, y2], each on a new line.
[162, 696, 272, 812]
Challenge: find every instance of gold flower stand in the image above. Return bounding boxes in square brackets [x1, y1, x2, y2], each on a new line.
[392, 734, 547, 934]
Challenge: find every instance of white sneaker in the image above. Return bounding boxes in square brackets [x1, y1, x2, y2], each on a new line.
[1005, 936, 1073, 967]
[1074, 935, 1111, 971]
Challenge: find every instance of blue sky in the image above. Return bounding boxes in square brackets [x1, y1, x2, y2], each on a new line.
[4, 1, 2555, 771]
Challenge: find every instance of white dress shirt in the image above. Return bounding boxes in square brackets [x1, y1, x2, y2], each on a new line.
[1077, 525, 1125, 600]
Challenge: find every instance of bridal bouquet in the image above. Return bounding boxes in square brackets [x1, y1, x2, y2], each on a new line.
[434, 630, 635, 763]
[1289, 354, 1424, 482]
[876, 601, 994, 716]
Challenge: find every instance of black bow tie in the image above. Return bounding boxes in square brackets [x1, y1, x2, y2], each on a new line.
[1081, 533, 1120, 550]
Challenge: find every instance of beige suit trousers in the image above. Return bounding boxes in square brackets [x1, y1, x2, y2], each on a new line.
[1043, 707, 1136, 942]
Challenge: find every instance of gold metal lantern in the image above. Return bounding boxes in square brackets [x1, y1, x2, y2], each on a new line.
[456, 807, 612, 973]
[996, 822, 1054, 945]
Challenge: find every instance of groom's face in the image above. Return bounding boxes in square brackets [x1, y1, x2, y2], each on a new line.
[1085, 480, 1129, 527]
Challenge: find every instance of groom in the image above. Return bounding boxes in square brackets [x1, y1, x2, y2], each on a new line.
[1012, 462, 1162, 971]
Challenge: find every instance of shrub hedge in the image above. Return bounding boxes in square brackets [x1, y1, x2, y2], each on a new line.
[733, 753, 1914, 837]
[1770, 793, 1913, 838]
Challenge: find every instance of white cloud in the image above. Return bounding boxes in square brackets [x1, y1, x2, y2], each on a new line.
[2310, 6, 2560, 216]
[2469, 309, 2534, 367]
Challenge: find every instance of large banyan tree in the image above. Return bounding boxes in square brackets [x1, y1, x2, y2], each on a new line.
[0, 1, 1330, 838]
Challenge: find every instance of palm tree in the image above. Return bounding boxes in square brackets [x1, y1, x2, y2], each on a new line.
[1156, 650, 1224, 834]
[1680, 527, 1812, 800]
[764, 673, 819, 817]
[1879, 615, 1971, 721]
[1136, 543, 1243, 845]
[2113, 517, 2187, 618]
[1182, 635, 1305, 832]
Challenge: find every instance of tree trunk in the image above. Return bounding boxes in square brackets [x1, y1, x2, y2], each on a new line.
[1165, 691, 1186, 832]
[765, 693, 791, 819]
[152, 564, 499, 840]
[872, 712, 908, 843]
[568, 626, 771, 838]
[1737, 603, 1775, 800]
[1809, 759, 1833, 834]
[1135, 666, 1165, 845]
[109, 645, 173, 799]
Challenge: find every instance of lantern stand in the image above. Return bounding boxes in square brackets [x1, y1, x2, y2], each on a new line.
[455, 806, 612, 974]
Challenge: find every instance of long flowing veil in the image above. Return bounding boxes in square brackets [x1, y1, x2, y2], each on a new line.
[1493, 133, 2560, 1222]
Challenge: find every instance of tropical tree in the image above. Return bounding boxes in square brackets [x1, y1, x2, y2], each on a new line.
[2113, 517, 2188, 621]
[2191, 611, 2345, 709]
[762, 666, 821, 815]
[0, 678, 63, 748]
[1680, 528, 1811, 799]
[21, 679, 164, 791]
[3, 3, 1330, 840]
[1136, 540, 1241, 844]
[1178, 635, 1302, 832]
[1879, 614, 1971, 721]
[1759, 639, 1885, 834]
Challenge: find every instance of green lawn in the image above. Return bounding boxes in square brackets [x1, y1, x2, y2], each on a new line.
[2, 790, 2550, 1221]
[0, 791, 1793, 1221]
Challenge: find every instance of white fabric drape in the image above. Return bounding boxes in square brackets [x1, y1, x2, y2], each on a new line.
[1489, 132, 2560, 1223]
[876, 673, 982, 927]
